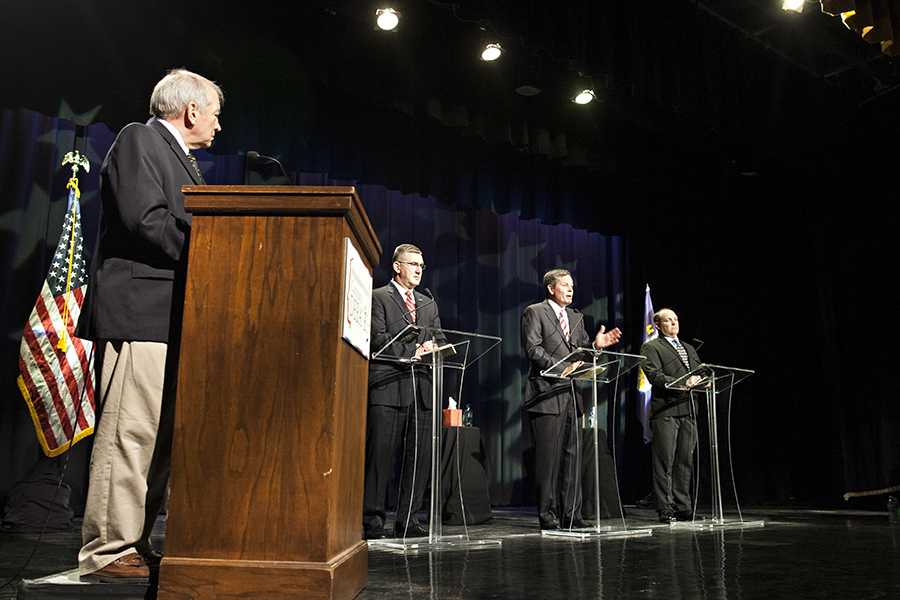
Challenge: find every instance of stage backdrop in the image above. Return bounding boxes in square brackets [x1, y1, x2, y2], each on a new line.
[0, 107, 628, 513]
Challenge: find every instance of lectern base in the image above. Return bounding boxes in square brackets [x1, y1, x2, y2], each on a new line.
[158, 541, 367, 600]
[369, 534, 502, 551]
[542, 527, 653, 539]
[670, 518, 765, 531]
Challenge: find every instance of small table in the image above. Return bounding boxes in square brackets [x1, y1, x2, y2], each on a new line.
[440, 426, 492, 525]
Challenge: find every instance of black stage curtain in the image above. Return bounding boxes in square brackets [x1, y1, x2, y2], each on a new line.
[3, 101, 899, 515]
[0, 107, 626, 513]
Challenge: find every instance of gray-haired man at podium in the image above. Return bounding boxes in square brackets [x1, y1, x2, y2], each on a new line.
[75, 69, 222, 581]
[363, 244, 445, 540]
[640, 308, 702, 523]
[522, 268, 622, 531]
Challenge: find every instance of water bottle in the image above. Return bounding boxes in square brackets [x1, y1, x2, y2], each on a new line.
[463, 404, 473, 427]
[889, 496, 899, 525]
[588, 406, 595, 429]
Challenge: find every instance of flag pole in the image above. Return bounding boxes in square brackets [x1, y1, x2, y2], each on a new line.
[56, 152, 89, 353]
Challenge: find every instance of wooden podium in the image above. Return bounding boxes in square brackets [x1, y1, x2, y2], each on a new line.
[158, 186, 381, 600]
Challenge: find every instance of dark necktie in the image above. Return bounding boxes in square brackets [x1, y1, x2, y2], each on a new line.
[187, 152, 203, 180]
[675, 340, 690, 368]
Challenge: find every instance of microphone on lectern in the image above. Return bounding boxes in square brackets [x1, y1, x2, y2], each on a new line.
[246, 150, 290, 183]
[382, 291, 438, 345]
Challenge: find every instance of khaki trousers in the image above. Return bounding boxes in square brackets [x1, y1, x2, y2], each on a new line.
[78, 340, 175, 575]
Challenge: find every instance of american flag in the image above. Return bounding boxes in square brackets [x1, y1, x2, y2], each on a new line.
[636, 284, 657, 444]
[17, 176, 96, 457]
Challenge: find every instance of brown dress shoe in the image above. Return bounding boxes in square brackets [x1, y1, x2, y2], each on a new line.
[81, 552, 150, 583]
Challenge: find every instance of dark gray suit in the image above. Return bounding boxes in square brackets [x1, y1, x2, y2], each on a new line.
[363, 283, 444, 533]
[522, 299, 591, 527]
[640, 336, 701, 516]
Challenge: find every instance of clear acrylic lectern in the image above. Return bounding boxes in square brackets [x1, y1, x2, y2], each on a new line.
[541, 348, 653, 539]
[665, 363, 761, 530]
[369, 325, 502, 550]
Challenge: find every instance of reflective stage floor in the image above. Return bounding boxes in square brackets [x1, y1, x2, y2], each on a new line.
[2, 506, 899, 599]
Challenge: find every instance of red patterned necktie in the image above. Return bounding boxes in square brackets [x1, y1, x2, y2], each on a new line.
[405, 290, 416, 323]
[559, 310, 569, 342]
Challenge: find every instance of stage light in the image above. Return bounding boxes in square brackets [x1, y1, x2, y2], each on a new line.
[782, 0, 805, 12]
[480, 43, 504, 61]
[573, 89, 595, 105]
[376, 8, 400, 31]
[515, 85, 542, 96]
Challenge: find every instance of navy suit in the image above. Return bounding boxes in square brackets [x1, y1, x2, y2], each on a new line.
[640, 336, 701, 516]
[522, 299, 592, 527]
[77, 119, 200, 343]
[363, 283, 444, 533]
[76, 119, 201, 573]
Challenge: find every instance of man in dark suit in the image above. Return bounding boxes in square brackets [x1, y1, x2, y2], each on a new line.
[76, 69, 222, 581]
[363, 244, 445, 540]
[640, 308, 702, 523]
[522, 268, 622, 530]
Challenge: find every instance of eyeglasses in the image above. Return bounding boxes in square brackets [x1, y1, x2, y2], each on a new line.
[397, 261, 426, 270]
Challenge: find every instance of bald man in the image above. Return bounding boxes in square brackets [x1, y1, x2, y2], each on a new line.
[640, 308, 701, 523]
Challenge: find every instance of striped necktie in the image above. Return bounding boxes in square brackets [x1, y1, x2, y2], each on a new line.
[675, 339, 690, 368]
[405, 290, 416, 323]
[559, 310, 569, 342]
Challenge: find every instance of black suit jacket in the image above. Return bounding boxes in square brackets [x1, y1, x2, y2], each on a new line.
[522, 300, 592, 415]
[77, 120, 202, 344]
[640, 336, 701, 419]
[368, 283, 444, 409]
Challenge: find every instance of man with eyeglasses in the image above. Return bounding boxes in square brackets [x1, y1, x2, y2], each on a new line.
[363, 244, 444, 540]
[522, 268, 622, 530]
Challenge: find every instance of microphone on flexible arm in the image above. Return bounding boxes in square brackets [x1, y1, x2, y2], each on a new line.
[419, 288, 436, 336]
[422, 288, 448, 346]
[568, 309, 591, 356]
[547, 308, 590, 366]
[564, 309, 596, 372]
[374, 292, 438, 355]
[569, 308, 585, 337]
[246, 150, 290, 184]
[669, 337, 710, 388]
[568, 309, 619, 350]
[570, 310, 623, 366]
[689, 338, 709, 381]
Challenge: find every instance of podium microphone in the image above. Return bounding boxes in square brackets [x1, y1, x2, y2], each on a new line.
[246, 150, 290, 182]
[394, 324, 422, 344]
[569, 308, 585, 337]
[544, 307, 583, 358]
[380, 293, 438, 347]
[692, 338, 705, 351]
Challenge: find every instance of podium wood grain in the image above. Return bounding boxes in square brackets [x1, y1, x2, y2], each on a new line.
[159, 186, 380, 599]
